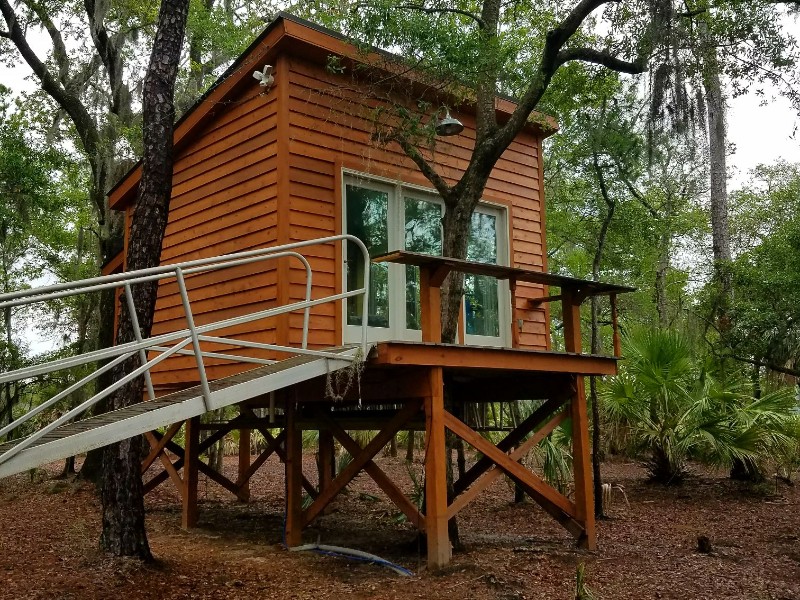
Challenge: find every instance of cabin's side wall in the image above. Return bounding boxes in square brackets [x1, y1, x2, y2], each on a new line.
[283, 56, 549, 350]
[146, 80, 282, 388]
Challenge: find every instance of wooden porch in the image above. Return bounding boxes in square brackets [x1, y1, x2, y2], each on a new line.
[141, 253, 633, 569]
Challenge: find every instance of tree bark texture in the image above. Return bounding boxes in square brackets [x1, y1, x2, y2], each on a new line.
[405, 431, 415, 462]
[99, 0, 189, 560]
[590, 152, 615, 518]
[700, 29, 732, 321]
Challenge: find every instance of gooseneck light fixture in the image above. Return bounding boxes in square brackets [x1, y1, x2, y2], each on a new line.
[435, 109, 464, 136]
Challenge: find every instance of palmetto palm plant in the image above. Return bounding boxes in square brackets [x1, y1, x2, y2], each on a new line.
[602, 328, 799, 483]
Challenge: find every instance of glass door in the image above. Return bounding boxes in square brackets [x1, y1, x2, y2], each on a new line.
[464, 207, 507, 346]
[403, 195, 443, 334]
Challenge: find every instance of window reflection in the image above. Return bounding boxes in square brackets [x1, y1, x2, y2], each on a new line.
[404, 197, 442, 330]
[465, 212, 500, 337]
[346, 184, 389, 327]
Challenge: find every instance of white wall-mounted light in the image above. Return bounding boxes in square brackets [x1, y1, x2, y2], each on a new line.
[252, 64, 274, 90]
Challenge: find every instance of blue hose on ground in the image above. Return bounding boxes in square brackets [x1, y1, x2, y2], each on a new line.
[289, 543, 414, 577]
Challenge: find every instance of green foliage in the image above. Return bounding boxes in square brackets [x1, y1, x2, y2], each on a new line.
[0, 93, 97, 429]
[602, 328, 799, 483]
[575, 562, 597, 600]
[528, 423, 573, 495]
[726, 163, 800, 371]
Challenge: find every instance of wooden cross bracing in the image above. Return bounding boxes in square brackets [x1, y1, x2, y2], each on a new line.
[141, 408, 320, 529]
[301, 401, 426, 529]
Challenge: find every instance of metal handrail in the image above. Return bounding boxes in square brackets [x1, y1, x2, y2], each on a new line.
[0, 234, 371, 464]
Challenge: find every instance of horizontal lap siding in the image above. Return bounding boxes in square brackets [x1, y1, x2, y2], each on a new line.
[150, 85, 281, 387]
[287, 58, 547, 350]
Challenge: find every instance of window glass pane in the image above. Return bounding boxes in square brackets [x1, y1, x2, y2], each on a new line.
[346, 184, 389, 327]
[404, 197, 442, 330]
[465, 211, 500, 337]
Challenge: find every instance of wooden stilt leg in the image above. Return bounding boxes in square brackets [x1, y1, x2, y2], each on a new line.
[425, 366, 450, 569]
[562, 291, 596, 549]
[237, 424, 251, 502]
[284, 396, 303, 547]
[570, 375, 596, 549]
[182, 416, 200, 529]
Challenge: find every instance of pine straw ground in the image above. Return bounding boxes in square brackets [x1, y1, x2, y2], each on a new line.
[0, 453, 798, 600]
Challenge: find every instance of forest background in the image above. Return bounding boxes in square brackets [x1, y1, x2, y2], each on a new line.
[0, 0, 799, 522]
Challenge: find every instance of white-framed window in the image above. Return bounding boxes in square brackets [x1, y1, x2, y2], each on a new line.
[343, 170, 509, 346]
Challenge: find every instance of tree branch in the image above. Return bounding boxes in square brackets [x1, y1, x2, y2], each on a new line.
[677, 8, 707, 18]
[391, 3, 485, 29]
[609, 155, 660, 217]
[22, 0, 70, 85]
[386, 130, 453, 204]
[591, 149, 616, 278]
[0, 0, 102, 212]
[555, 47, 645, 74]
[84, 0, 132, 118]
[487, 0, 637, 171]
[729, 353, 800, 378]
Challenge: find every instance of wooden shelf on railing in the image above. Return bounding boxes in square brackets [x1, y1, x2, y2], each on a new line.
[373, 251, 634, 297]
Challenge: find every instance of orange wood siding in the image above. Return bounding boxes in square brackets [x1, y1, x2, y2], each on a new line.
[147, 83, 282, 387]
[284, 57, 548, 350]
[128, 36, 551, 391]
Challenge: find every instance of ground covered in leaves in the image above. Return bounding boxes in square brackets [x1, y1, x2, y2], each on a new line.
[0, 454, 798, 600]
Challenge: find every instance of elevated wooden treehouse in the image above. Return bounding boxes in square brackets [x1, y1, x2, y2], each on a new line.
[0, 13, 632, 569]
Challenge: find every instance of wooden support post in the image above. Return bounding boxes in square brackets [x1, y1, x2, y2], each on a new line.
[238, 415, 251, 502]
[284, 396, 303, 547]
[419, 264, 449, 343]
[318, 428, 334, 496]
[182, 416, 200, 529]
[424, 366, 450, 569]
[510, 277, 519, 348]
[569, 375, 595, 549]
[562, 290, 582, 355]
[610, 293, 621, 358]
[562, 291, 596, 549]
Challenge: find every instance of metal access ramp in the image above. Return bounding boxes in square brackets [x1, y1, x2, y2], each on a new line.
[0, 235, 372, 480]
[0, 348, 358, 478]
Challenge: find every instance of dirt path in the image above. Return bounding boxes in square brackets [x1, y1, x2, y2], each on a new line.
[0, 456, 797, 599]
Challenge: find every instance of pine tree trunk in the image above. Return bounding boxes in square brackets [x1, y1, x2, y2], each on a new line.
[655, 227, 670, 327]
[99, 0, 189, 559]
[701, 28, 732, 324]
[590, 152, 615, 518]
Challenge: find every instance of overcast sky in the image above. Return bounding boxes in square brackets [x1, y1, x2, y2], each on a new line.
[728, 89, 798, 185]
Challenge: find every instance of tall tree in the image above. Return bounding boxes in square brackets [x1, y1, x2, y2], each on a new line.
[309, 0, 649, 341]
[99, 0, 189, 558]
[647, 0, 799, 327]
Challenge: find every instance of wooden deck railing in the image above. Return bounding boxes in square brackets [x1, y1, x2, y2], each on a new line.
[373, 250, 634, 355]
